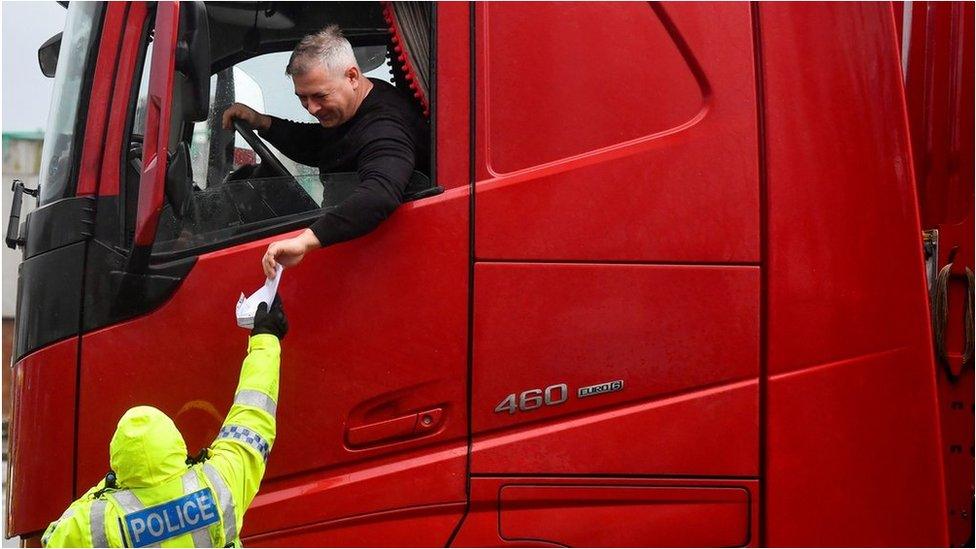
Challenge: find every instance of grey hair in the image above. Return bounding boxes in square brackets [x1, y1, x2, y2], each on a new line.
[286, 24, 359, 77]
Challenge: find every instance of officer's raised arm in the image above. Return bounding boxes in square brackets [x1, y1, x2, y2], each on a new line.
[203, 297, 287, 537]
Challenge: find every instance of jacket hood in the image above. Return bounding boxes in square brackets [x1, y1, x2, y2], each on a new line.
[110, 406, 188, 488]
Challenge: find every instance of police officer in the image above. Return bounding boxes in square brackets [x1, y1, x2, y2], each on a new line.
[41, 298, 288, 548]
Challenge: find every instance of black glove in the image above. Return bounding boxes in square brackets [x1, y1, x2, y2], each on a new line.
[251, 295, 288, 340]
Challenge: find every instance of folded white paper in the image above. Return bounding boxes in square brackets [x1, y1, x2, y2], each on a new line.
[236, 264, 283, 329]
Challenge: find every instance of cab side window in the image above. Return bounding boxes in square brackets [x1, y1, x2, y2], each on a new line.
[125, 4, 430, 258]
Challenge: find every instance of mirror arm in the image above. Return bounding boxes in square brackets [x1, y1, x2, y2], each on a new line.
[5, 180, 39, 250]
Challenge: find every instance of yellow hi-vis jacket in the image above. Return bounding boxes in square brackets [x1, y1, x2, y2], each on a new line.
[41, 334, 280, 548]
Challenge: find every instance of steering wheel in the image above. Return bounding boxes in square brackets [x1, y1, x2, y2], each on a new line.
[232, 119, 290, 177]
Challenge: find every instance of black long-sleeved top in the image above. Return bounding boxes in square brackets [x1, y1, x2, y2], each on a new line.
[258, 78, 429, 247]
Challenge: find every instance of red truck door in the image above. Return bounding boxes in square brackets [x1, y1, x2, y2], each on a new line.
[74, 2, 469, 544]
[453, 2, 762, 546]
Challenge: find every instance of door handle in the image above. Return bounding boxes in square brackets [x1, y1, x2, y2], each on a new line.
[346, 408, 443, 448]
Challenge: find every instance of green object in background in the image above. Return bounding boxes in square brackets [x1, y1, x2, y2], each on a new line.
[2, 132, 45, 175]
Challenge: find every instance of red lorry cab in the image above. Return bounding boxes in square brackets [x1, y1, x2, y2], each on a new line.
[5, 2, 972, 546]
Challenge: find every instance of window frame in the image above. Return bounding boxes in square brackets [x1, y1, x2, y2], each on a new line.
[119, 10, 156, 249]
[120, 4, 438, 264]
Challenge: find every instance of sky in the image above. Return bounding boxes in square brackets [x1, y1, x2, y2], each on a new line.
[1, 1, 68, 133]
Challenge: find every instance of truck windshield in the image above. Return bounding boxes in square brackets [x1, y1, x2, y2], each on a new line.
[37, 2, 103, 205]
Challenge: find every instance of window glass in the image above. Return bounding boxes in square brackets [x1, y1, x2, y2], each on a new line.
[37, 2, 103, 205]
[187, 50, 395, 192]
[129, 46, 396, 255]
[132, 41, 153, 137]
[188, 52, 321, 194]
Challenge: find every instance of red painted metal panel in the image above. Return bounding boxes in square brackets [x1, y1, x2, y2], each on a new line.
[134, 1, 179, 246]
[903, 4, 975, 543]
[76, 3, 127, 196]
[244, 503, 465, 547]
[246, 443, 466, 536]
[472, 263, 759, 475]
[77, 190, 469, 536]
[472, 379, 758, 476]
[767, 347, 948, 546]
[5, 339, 78, 536]
[500, 485, 749, 547]
[435, 3, 470, 190]
[931, 218, 975, 546]
[760, 3, 948, 545]
[452, 477, 760, 547]
[762, 2, 932, 376]
[97, 2, 149, 197]
[905, 2, 974, 230]
[893, 2, 905, 49]
[475, 2, 758, 262]
[481, 3, 702, 175]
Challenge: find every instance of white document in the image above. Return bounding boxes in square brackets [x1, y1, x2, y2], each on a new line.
[235, 264, 283, 329]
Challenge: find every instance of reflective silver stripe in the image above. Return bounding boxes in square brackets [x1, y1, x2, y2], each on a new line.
[182, 470, 214, 547]
[90, 500, 108, 548]
[234, 389, 277, 418]
[111, 490, 162, 547]
[216, 424, 271, 462]
[202, 464, 237, 545]
[111, 490, 143, 514]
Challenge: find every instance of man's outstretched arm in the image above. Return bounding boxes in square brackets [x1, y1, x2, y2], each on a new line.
[260, 117, 416, 277]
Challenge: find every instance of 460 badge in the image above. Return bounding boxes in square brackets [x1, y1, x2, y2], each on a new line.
[494, 379, 624, 415]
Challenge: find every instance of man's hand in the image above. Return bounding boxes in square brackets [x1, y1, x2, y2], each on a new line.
[263, 229, 322, 278]
[222, 103, 273, 131]
[252, 296, 288, 340]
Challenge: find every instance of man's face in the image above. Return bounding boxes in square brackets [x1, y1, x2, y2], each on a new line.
[293, 65, 360, 128]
